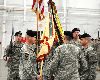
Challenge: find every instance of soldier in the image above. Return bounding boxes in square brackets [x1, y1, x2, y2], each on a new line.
[43, 31, 80, 80]
[4, 31, 23, 80]
[91, 38, 100, 71]
[71, 28, 81, 47]
[79, 33, 97, 80]
[19, 30, 39, 80]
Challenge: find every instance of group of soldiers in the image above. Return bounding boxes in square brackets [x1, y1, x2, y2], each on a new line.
[3, 28, 100, 80]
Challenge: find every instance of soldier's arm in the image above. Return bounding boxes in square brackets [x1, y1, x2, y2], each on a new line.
[44, 47, 61, 79]
[4, 45, 10, 56]
[3, 45, 11, 61]
[88, 50, 97, 80]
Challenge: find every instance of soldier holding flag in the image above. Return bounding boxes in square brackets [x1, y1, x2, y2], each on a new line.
[19, 30, 40, 80]
[43, 31, 80, 80]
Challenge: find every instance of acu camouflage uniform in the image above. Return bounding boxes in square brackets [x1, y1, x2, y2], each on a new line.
[19, 43, 38, 80]
[78, 46, 97, 80]
[4, 41, 23, 80]
[70, 39, 81, 47]
[44, 43, 80, 80]
[92, 41, 100, 68]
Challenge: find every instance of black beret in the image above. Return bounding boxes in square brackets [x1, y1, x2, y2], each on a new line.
[72, 28, 80, 33]
[79, 33, 91, 39]
[14, 31, 22, 36]
[64, 31, 72, 38]
[26, 30, 40, 38]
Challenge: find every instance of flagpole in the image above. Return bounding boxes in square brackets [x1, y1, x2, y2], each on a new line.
[36, 0, 39, 54]
[36, 0, 39, 74]
[38, 0, 44, 79]
[36, 0, 43, 79]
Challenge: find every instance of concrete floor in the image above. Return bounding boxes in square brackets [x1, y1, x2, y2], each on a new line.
[0, 59, 100, 80]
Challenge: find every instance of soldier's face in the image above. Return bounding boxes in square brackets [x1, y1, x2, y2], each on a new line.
[80, 38, 88, 46]
[26, 35, 36, 44]
[72, 31, 80, 39]
[63, 35, 68, 43]
[32, 37, 36, 44]
[15, 34, 22, 42]
[26, 36, 32, 43]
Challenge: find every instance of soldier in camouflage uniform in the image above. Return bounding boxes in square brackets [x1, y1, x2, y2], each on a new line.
[19, 30, 39, 80]
[91, 39, 100, 70]
[70, 28, 81, 47]
[43, 31, 80, 80]
[4, 31, 23, 80]
[79, 33, 97, 80]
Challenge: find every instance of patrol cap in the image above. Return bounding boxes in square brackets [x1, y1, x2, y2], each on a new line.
[72, 28, 80, 33]
[64, 31, 72, 38]
[26, 30, 40, 38]
[14, 31, 22, 36]
[79, 33, 91, 39]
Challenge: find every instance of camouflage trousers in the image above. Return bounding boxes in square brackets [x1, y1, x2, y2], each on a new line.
[7, 67, 20, 80]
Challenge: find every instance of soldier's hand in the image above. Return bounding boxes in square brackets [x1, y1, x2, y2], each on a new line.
[37, 75, 42, 80]
[3, 55, 7, 61]
[7, 57, 12, 62]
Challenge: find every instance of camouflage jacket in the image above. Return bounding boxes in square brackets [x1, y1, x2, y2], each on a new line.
[19, 43, 38, 80]
[4, 41, 23, 67]
[78, 46, 97, 80]
[70, 39, 81, 47]
[44, 43, 80, 80]
[91, 42, 100, 53]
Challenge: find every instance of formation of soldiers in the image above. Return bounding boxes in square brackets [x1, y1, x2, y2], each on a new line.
[3, 28, 100, 80]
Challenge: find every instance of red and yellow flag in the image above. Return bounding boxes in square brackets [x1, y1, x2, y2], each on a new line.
[32, 0, 45, 20]
[37, 14, 55, 61]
